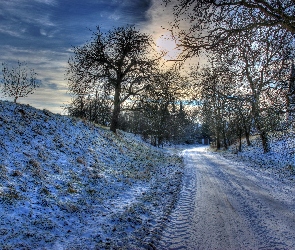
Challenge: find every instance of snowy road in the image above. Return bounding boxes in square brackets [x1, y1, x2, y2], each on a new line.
[157, 146, 295, 249]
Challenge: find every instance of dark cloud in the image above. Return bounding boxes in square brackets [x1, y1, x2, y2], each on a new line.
[1, 0, 153, 52]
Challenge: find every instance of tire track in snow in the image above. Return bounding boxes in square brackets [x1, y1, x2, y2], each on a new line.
[157, 146, 295, 250]
[158, 152, 197, 249]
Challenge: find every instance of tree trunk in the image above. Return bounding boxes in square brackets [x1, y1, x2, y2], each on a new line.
[238, 129, 242, 152]
[223, 137, 228, 150]
[216, 129, 221, 150]
[222, 122, 228, 150]
[244, 127, 251, 146]
[260, 130, 270, 153]
[254, 117, 270, 153]
[252, 101, 269, 153]
[79, 96, 85, 118]
[110, 87, 121, 133]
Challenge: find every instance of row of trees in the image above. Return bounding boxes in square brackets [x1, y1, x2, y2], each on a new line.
[66, 26, 198, 146]
[0, 27, 197, 147]
[168, 0, 295, 153]
[191, 27, 294, 153]
[67, 1, 295, 152]
[2, 1, 293, 153]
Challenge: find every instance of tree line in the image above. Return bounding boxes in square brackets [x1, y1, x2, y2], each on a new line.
[66, 0, 295, 151]
[2, 0, 294, 152]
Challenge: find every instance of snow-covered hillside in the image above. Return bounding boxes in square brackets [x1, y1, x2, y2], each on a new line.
[0, 101, 183, 249]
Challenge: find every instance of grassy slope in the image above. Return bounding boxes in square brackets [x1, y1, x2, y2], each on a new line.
[0, 101, 183, 249]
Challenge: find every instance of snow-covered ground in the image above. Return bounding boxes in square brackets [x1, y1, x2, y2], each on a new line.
[216, 132, 295, 181]
[158, 145, 295, 249]
[0, 100, 184, 249]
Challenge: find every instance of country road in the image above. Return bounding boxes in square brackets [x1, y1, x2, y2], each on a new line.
[157, 146, 295, 250]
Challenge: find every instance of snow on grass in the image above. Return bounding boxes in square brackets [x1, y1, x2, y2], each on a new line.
[211, 131, 295, 181]
[0, 100, 184, 249]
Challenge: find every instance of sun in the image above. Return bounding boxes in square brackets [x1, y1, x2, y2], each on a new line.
[156, 32, 182, 61]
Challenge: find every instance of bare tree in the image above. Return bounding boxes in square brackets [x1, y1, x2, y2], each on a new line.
[67, 26, 158, 133]
[165, 0, 295, 57]
[1, 61, 39, 103]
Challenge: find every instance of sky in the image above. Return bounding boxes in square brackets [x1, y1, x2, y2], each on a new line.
[0, 0, 181, 113]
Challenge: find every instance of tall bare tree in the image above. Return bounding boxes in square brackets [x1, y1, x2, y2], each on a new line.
[228, 30, 291, 152]
[67, 26, 158, 132]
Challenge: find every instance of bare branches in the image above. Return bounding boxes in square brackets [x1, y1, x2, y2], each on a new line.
[1, 61, 40, 103]
[166, 0, 295, 57]
[190, 25, 292, 152]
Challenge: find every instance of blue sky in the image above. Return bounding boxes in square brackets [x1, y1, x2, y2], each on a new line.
[0, 0, 176, 113]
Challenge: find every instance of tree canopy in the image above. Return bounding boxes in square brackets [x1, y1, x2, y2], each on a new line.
[67, 26, 158, 132]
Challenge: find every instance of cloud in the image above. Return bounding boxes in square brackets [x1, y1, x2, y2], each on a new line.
[118, 0, 152, 23]
[108, 13, 121, 21]
[0, 26, 25, 38]
[0, 0, 59, 49]
[40, 29, 48, 36]
[34, 0, 57, 6]
[142, 0, 178, 36]
[46, 83, 59, 90]
[0, 1, 56, 27]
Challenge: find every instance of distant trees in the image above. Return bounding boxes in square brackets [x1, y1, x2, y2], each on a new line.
[66, 87, 112, 126]
[1, 61, 40, 103]
[192, 63, 255, 152]
[191, 64, 234, 150]
[116, 69, 196, 146]
[67, 25, 158, 133]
